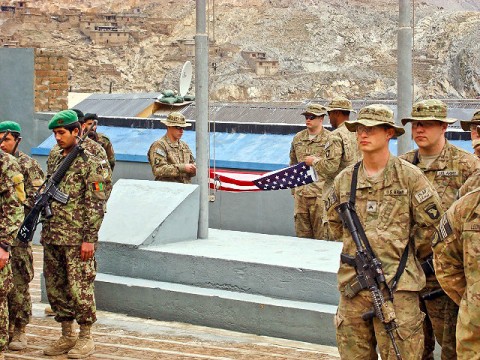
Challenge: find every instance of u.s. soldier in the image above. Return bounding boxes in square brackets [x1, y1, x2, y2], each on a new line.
[400, 99, 480, 360]
[460, 109, 480, 158]
[148, 112, 196, 184]
[0, 146, 24, 360]
[433, 185, 480, 360]
[41, 110, 107, 358]
[0, 121, 45, 351]
[290, 103, 330, 239]
[327, 104, 443, 359]
[304, 96, 361, 240]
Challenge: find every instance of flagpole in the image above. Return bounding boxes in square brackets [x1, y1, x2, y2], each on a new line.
[196, 0, 209, 239]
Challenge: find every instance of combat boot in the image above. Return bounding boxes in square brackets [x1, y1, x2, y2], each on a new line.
[43, 321, 77, 356]
[9, 324, 27, 350]
[67, 324, 95, 359]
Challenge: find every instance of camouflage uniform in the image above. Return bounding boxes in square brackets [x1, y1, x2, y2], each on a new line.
[327, 156, 443, 360]
[311, 123, 360, 240]
[0, 151, 24, 352]
[96, 133, 115, 171]
[41, 148, 107, 326]
[459, 170, 480, 197]
[433, 188, 480, 360]
[8, 151, 44, 330]
[49, 137, 112, 199]
[290, 128, 331, 239]
[401, 100, 480, 360]
[148, 134, 195, 184]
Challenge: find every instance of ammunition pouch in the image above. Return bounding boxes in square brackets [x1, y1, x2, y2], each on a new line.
[421, 256, 435, 277]
[344, 275, 368, 299]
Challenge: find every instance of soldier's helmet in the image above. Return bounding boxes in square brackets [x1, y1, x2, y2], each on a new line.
[345, 104, 404, 137]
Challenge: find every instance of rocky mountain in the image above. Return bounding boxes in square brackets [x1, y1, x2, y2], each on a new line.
[1, 0, 479, 101]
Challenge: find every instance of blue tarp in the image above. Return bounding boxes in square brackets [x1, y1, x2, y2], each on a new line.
[32, 126, 476, 171]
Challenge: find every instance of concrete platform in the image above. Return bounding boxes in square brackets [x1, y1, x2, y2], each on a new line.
[94, 229, 343, 346]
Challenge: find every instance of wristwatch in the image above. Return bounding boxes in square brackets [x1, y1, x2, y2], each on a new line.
[0, 242, 11, 253]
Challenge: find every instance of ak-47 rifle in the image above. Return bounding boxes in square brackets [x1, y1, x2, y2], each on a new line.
[336, 202, 403, 360]
[16, 121, 96, 243]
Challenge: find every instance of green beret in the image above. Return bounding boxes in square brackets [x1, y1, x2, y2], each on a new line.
[0, 121, 21, 134]
[48, 110, 79, 130]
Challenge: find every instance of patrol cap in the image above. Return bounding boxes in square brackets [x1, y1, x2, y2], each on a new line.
[0, 121, 21, 134]
[345, 104, 405, 137]
[48, 110, 79, 129]
[326, 96, 356, 113]
[401, 99, 456, 126]
[460, 109, 480, 131]
[161, 112, 191, 128]
[301, 103, 327, 117]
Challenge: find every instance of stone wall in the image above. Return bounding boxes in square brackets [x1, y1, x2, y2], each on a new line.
[34, 48, 68, 112]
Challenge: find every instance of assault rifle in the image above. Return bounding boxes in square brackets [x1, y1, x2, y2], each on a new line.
[336, 202, 402, 360]
[0, 130, 10, 147]
[16, 122, 96, 243]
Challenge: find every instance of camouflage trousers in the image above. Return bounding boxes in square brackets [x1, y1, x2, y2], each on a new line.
[457, 294, 480, 360]
[8, 245, 34, 327]
[0, 263, 13, 351]
[43, 244, 97, 325]
[336, 291, 424, 360]
[421, 289, 458, 360]
[293, 194, 325, 239]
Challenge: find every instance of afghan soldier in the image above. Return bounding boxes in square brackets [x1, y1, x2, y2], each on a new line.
[433, 186, 480, 360]
[460, 110, 480, 158]
[83, 113, 116, 170]
[304, 96, 361, 240]
[0, 147, 24, 360]
[326, 104, 443, 359]
[41, 110, 107, 358]
[400, 99, 480, 360]
[0, 121, 45, 351]
[148, 112, 196, 184]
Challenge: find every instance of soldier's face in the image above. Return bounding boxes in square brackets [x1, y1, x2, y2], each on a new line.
[305, 114, 324, 132]
[470, 124, 480, 140]
[357, 125, 393, 153]
[411, 120, 447, 150]
[53, 127, 79, 151]
[0, 132, 16, 154]
[168, 126, 184, 141]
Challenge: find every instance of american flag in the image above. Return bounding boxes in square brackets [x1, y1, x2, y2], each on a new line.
[209, 162, 318, 192]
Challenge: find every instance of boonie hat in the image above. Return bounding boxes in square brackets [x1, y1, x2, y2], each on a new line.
[48, 110, 79, 129]
[0, 121, 21, 134]
[327, 96, 356, 113]
[460, 110, 480, 132]
[161, 112, 191, 128]
[301, 103, 327, 117]
[345, 104, 404, 137]
[401, 99, 456, 126]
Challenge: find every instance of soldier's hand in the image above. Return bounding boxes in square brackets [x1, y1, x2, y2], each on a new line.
[185, 163, 197, 175]
[0, 248, 9, 269]
[80, 242, 95, 261]
[304, 156, 317, 166]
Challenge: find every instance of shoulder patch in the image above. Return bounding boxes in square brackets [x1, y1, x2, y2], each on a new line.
[156, 149, 166, 157]
[424, 203, 440, 220]
[325, 189, 338, 211]
[437, 214, 453, 241]
[415, 188, 433, 204]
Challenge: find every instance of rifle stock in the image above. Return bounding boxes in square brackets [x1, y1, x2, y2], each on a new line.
[336, 202, 403, 360]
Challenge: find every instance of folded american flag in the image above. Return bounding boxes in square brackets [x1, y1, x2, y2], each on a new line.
[209, 162, 318, 192]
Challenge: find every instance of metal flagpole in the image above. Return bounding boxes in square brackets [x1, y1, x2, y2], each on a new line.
[397, 0, 414, 155]
[196, 0, 209, 239]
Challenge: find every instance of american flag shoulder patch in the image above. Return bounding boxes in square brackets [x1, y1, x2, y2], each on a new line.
[437, 214, 453, 242]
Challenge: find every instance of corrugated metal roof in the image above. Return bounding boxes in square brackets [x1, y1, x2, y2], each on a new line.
[73, 92, 162, 117]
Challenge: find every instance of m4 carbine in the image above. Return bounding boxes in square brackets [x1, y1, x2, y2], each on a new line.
[17, 122, 95, 243]
[336, 202, 402, 360]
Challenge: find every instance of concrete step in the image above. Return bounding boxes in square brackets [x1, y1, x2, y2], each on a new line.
[96, 229, 342, 306]
[94, 272, 338, 346]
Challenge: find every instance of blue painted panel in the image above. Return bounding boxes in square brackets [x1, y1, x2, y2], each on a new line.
[32, 126, 475, 171]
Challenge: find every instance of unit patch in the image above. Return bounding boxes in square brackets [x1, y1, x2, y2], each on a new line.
[425, 203, 440, 220]
[415, 188, 433, 204]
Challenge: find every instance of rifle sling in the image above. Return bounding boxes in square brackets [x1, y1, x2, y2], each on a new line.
[349, 161, 409, 294]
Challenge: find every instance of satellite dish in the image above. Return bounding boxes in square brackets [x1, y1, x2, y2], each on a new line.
[179, 61, 192, 97]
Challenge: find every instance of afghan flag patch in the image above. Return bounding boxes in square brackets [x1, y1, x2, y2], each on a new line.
[92, 181, 104, 192]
